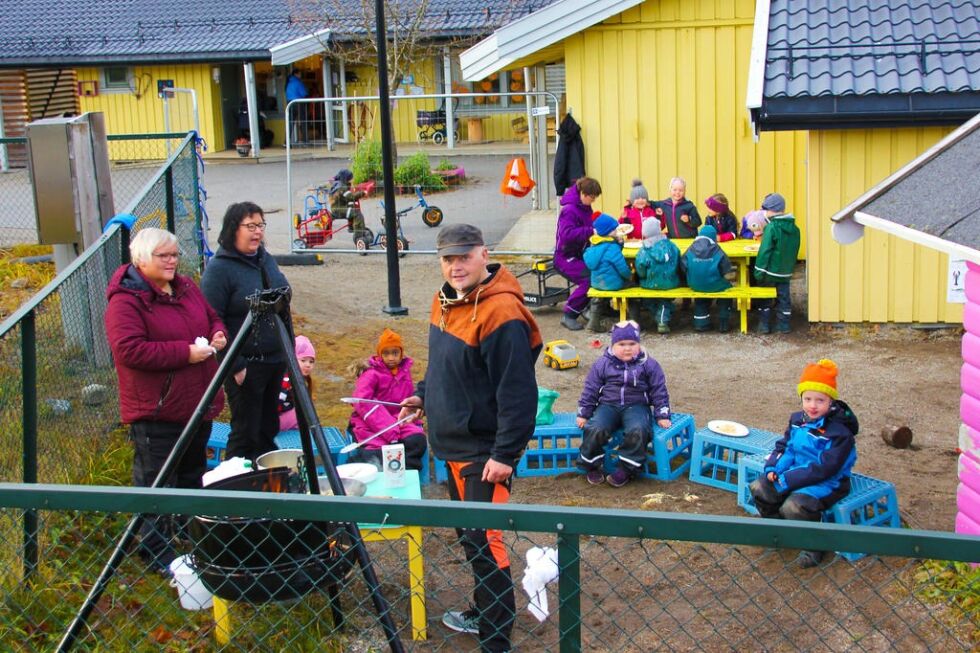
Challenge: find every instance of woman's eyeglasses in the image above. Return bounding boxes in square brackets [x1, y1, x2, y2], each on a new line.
[152, 252, 180, 261]
[241, 221, 267, 232]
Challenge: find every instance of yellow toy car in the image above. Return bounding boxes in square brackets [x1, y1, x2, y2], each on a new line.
[542, 339, 580, 370]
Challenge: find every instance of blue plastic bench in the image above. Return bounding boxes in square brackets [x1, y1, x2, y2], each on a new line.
[737, 453, 901, 561]
[688, 426, 782, 492]
[204, 422, 350, 470]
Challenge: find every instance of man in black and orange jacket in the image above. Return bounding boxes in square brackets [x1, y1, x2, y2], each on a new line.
[401, 223, 541, 652]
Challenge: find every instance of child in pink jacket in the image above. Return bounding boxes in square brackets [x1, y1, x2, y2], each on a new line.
[349, 328, 427, 471]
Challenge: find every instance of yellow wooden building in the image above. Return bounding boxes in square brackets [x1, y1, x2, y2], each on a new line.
[462, 0, 978, 324]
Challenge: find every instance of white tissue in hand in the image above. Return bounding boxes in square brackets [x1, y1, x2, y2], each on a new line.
[194, 336, 209, 348]
[522, 546, 559, 621]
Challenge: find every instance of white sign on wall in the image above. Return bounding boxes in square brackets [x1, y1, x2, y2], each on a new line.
[948, 258, 967, 304]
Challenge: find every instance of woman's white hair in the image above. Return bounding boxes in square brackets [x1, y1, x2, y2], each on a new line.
[668, 176, 687, 191]
[129, 228, 178, 267]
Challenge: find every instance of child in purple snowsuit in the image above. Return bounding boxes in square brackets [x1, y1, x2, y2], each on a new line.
[554, 177, 602, 331]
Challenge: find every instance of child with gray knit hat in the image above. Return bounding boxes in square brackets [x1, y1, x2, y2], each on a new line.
[619, 179, 660, 238]
[634, 218, 681, 333]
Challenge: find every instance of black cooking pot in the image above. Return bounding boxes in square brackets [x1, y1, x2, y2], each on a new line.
[191, 467, 350, 602]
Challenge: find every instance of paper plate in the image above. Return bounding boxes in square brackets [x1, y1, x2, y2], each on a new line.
[707, 420, 749, 437]
[743, 244, 760, 252]
[614, 223, 634, 237]
[623, 240, 641, 249]
[336, 462, 379, 484]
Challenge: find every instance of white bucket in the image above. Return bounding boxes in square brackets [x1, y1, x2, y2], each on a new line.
[169, 554, 213, 610]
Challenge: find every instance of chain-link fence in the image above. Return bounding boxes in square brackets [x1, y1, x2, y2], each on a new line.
[0, 484, 976, 651]
[0, 133, 190, 248]
[0, 133, 203, 489]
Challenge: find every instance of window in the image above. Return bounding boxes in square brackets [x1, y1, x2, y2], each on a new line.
[101, 66, 131, 91]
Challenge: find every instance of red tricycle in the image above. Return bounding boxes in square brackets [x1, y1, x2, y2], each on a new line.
[292, 181, 375, 250]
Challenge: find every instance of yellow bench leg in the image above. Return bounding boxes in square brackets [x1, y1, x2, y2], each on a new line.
[213, 596, 232, 645]
[406, 526, 427, 640]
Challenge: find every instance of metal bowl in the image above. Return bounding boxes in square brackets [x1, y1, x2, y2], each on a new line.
[255, 448, 325, 473]
[317, 476, 367, 497]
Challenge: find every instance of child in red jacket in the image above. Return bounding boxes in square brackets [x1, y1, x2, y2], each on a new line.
[348, 328, 427, 470]
[620, 179, 660, 238]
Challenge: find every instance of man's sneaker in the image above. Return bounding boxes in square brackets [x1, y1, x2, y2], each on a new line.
[797, 550, 825, 569]
[560, 314, 584, 331]
[442, 608, 480, 634]
[657, 323, 670, 334]
[606, 468, 631, 488]
[585, 469, 605, 485]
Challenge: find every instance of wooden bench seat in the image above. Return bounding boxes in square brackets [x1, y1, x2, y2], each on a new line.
[588, 286, 777, 333]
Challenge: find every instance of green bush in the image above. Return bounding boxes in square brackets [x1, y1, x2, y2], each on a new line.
[394, 151, 446, 190]
[436, 157, 458, 171]
[351, 140, 382, 184]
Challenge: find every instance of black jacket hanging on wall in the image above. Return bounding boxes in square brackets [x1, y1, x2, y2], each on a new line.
[554, 113, 585, 196]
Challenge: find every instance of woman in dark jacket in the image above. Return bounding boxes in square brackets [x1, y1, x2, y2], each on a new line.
[201, 202, 292, 460]
[105, 227, 227, 574]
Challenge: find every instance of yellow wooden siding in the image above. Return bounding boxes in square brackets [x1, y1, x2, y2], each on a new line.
[77, 64, 222, 158]
[807, 128, 963, 324]
[563, 0, 809, 256]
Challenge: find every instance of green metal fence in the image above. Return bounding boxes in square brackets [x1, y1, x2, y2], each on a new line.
[0, 132, 190, 247]
[0, 132, 203, 489]
[0, 484, 977, 651]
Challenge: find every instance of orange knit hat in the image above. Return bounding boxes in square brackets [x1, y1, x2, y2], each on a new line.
[376, 328, 403, 356]
[797, 359, 839, 399]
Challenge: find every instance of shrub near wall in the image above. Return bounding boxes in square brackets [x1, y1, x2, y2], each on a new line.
[394, 152, 445, 191]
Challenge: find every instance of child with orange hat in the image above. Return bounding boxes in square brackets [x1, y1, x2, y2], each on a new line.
[749, 359, 859, 568]
[348, 328, 427, 471]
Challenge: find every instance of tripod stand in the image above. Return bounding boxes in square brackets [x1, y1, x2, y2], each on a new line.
[58, 286, 404, 652]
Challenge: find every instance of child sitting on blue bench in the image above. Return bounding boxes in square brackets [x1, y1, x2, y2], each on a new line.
[749, 359, 859, 568]
[576, 321, 672, 488]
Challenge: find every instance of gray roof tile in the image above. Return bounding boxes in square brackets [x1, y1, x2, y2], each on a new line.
[0, 0, 554, 66]
[765, 0, 980, 99]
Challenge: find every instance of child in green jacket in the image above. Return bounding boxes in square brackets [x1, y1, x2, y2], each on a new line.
[753, 193, 801, 334]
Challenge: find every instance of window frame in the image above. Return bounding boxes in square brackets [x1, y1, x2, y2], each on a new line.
[100, 66, 132, 93]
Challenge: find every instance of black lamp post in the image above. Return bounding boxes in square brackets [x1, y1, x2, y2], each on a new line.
[375, 0, 407, 316]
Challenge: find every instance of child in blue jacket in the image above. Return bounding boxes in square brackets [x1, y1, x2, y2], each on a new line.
[583, 213, 632, 331]
[680, 225, 735, 332]
[750, 359, 859, 568]
[634, 218, 681, 334]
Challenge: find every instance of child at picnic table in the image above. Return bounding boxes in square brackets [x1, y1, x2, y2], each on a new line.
[680, 225, 736, 332]
[749, 359, 859, 569]
[583, 213, 634, 331]
[654, 177, 701, 239]
[703, 193, 739, 242]
[619, 179, 660, 238]
[576, 321, 672, 488]
[753, 192, 801, 334]
[348, 328, 427, 471]
[277, 335, 316, 431]
[634, 217, 681, 334]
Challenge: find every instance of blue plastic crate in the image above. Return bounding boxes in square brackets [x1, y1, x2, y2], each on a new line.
[274, 427, 350, 465]
[513, 412, 696, 480]
[688, 427, 781, 492]
[737, 454, 901, 561]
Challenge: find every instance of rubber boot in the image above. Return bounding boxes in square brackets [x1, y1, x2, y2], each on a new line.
[757, 307, 772, 334]
[717, 306, 732, 333]
[587, 299, 605, 332]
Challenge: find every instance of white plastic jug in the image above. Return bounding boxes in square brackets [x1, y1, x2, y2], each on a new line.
[169, 555, 213, 610]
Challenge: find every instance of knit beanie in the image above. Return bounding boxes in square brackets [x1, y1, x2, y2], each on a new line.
[798, 359, 839, 399]
[761, 192, 786, 213]
[295, 335, 316, 360]
[610, 321, 641, 344]
[705, 195, 728, 214]
[593, 213, 619, 237]
[376, 328, 403, 356]
[699, 225, 718, 242]
[629, 179, 649, 203]
[641, 217, 663, 241]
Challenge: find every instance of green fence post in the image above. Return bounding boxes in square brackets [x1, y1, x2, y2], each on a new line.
[165, 167, 175, 233]
[21, 310, 38, 582]
[557, 529, 581, 653]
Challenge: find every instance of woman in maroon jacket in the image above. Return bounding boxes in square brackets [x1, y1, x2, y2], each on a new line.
[105, 227, 227, 575]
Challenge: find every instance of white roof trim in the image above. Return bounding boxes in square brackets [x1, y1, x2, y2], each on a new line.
[460, 0, 644, 81]
[270, 29, 331, 67]
[846, 211, 980, 265]
[745, 0, 771, 138]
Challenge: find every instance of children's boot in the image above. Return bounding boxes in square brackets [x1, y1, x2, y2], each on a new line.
[587, 298, 605, 332]
[717, 305, 732, 333]
[757, 307, 772, 334]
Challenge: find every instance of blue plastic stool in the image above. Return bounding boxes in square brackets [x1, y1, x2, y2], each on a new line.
[205, 423, 230, 469]
[688, 427, 781, 492]
[274, 427, 350, 465]
[737, 454, 901, 561]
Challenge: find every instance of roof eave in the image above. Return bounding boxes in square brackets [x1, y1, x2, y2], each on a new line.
[270, 28, 332, 66]
[745, 0, 772, 140]
[0, 51, 274, 68]
[460, 0, 645, 81]
[833, 211, 980, 265]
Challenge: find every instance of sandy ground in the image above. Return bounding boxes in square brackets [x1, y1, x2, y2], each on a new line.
[286, 254, 963, 533]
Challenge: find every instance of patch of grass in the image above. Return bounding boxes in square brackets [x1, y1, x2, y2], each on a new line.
[914, 559, 980, 642]
[0, 245, 54, 320]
